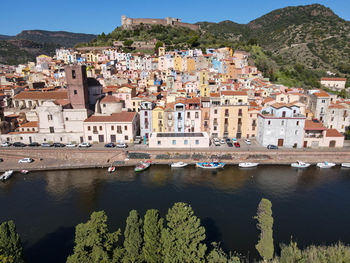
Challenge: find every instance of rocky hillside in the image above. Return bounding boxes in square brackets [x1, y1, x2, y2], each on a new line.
[198, 4, 350, 74]
[0, 30, 96, 65]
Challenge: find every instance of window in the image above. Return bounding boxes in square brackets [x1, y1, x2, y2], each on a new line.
[172, 140, 176, 145]
[214, 109, 217, 114]
[145, 111, 148, 116]
[331, 117, 334, 121]
[88, 126, 91, 131]
[74, 90, 77, 95]
[322, 100, 325, 103]
[296, 121, 299, 126]
[103, 104, 106, 108]
[295, 130, 298, 135]
[88, 136, 92, 141]
[225, 109, 229, 116]
[195, 140, 199, 145]
[214, 126, 217, 131]
[49, 127, 54, 133]
[125, 135, 128, 140]
[124, 125, 127, 130]
[157, 140, 161, 145]
[72, 70, 76, 79]
[32, 128, 35, 131]
[48, 114, 53, 121]
[99, 126, 102, 131]
[268, 120, 271, 125]
[111, 126, 114, 130]
[65, 117, 68, 121]
[281, 120, 284, 125]
[117, 126, 122, 134]
[187, 112, 190, 118]
[184, 140, 188, 145]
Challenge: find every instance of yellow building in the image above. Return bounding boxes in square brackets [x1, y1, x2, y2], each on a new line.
[187, 58, 196, 73]
[218, 91, 249, 138]
[174, 55, 182, 72]
[152, 106, 165, 132]
[158, 47, 165, 56]
[199, 71, 210, 97]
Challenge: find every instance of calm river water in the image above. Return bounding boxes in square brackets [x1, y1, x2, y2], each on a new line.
[0, 165, 350, 262]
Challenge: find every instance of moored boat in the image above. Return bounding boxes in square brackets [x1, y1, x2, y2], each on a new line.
[196, 162, 225, 169]
[291, 161, 311, 168]
[171, 162, 188, 168]
[317, 161, 336, 168]
[239, 162, 259, 168]
[135, 162, 151, 172]
[20, 169, 29, 174]
[341, 163, 350, 168]
[108, 166, 116, 173]
[0, 170, 14, 181]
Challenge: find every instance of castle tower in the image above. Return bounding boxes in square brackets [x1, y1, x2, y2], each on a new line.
[64, 65, 89, 109]
[121, 15, 127, 28]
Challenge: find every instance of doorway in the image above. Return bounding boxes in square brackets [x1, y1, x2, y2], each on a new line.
[278, 139, 284, 147]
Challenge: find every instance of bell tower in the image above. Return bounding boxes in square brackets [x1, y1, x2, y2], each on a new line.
[65, 65, 89, 109]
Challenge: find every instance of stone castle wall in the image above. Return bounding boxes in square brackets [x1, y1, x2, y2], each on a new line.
[121, 16, 200, 31]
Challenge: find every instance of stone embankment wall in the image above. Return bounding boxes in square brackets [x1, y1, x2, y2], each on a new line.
[1, 148, 350, 172]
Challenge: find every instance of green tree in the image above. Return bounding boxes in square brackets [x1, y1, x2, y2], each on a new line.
[279, 240, 302, 263]
[255, 198, 274, 261]
[206, 242, 240, 263]
[66, 211, 121, 263]
[155, 41, 164, 54]
[0, 221, 24, 263]
[123, 40, 134, 47]
[161, 202, 206, 263]
[123, 210, 143, 263]
[143, 209, 164, 263]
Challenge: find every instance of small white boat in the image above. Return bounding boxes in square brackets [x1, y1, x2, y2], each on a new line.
[171, 162, 188, 168]
[135, 162, 151, 172]
[0, 170, 14, 181]
[108, 166, 116, 173]
[341, 163, 350, 168]
[20, 169, 29, 174]
[317, 162, 336, 169]
[291, 161, 310, 168]
[239, 162, 259, 168]
[196, 162, 225, 169]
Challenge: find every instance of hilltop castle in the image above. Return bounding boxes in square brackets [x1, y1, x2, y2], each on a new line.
[121, 16, 200, 31]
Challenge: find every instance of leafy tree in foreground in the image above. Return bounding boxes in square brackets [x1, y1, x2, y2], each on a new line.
[161, 202, 206, 263]
[255, 198, 274, 261]
[123, 210, 143, 263]
[66, 211, 121, 263]
[0, 221, 24, 263]
[206, 242, 240, 263]
[143, 209, 164, 263]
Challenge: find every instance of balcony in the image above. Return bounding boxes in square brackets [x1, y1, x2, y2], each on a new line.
[305, 134, 323, 138]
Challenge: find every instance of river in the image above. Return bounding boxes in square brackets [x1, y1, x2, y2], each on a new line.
[0, 165, 350, 262]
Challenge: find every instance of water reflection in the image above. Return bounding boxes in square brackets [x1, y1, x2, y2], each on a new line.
[1, 165, 348, 263]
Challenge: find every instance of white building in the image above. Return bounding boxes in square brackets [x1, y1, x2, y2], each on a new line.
[257, 103, 306, 148]
[149, 132, 210, 148]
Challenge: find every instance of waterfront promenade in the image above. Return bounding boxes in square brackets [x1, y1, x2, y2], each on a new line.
[1, 145, 350, 172]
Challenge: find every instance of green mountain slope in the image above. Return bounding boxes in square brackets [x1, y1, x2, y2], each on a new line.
[15, 30, 96, 48]
[0, 30, 97, 65]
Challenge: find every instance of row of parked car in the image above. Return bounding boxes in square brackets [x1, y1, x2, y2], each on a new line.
[0, 142, 92, 148]
[212, 138, 251, 148]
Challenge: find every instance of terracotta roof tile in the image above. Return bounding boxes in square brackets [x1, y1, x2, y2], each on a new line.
[304, 120, 327, 131]
[14, 91, 68, 100]
[84, 112, 136, 123]
[326, 129, 343, 137]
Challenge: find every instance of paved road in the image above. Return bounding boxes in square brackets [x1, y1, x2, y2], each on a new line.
[1, 139, 350, 153]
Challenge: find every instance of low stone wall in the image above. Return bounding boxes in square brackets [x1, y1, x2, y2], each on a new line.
[1, 148, 350, 172]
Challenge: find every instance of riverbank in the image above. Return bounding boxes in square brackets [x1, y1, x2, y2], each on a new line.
[1, 147, 350, 172]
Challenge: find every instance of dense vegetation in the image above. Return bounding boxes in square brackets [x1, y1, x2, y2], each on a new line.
[0, 30, 96, 65]
[2, 199, 350, 262]
[79, 4, 349, 90]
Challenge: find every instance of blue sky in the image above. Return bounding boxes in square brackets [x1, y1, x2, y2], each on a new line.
[1, 0, 349, 35]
